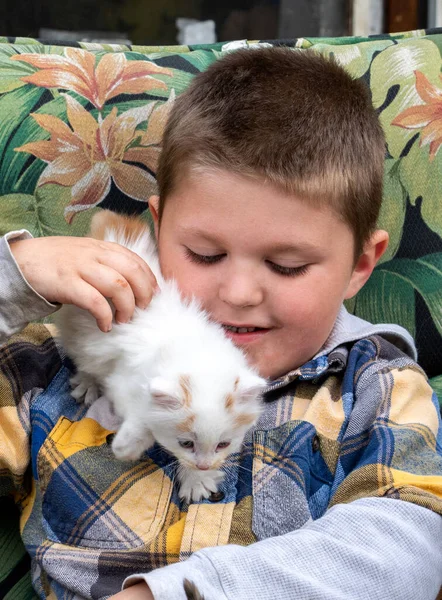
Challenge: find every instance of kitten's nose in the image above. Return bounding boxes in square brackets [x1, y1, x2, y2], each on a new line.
[197, 463, 211, 470]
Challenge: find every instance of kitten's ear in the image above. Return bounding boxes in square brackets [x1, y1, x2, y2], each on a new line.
[150, 377, 183, 410]
[237, 372, 267, 402]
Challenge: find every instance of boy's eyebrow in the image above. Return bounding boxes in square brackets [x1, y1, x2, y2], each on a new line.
[265, 241, 321, 254]
[178, 226, 321, 254]
[178, 226, 220, 243]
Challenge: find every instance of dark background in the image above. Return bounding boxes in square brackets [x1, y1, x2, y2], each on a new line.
[0, 1, 430, 46]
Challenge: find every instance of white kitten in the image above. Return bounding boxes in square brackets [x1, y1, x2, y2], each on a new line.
[56, 211, 266, 503]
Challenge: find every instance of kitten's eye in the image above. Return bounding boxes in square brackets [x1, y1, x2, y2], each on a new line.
[179, 440, 194, 450]
[216, 441, 230, 451]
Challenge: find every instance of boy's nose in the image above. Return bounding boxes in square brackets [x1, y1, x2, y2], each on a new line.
[219, 272, 264, 308]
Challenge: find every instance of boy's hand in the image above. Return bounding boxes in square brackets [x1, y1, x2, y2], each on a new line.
[10, 236, 158, 332]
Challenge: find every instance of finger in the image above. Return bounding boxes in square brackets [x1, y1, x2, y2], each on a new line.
[96, 240, 155, 275]
[66, 280, 113, 332]
[96, 252, 158, 309]
[82, 265, 136, 325]
[119, 260, 158, 309]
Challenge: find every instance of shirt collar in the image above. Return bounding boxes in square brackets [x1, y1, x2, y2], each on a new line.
[265, 305, 416, 394]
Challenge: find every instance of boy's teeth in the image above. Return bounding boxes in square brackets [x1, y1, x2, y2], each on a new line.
[224, 325, 257, 333]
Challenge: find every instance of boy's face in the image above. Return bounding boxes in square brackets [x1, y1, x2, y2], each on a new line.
[150, 170, 386, 379]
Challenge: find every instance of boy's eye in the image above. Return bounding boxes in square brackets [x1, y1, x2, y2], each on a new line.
[185, 248, 225, 265]
[266, 261, 309, 277]
[216, 441, 230, 451]
[179, 440, 195, 449]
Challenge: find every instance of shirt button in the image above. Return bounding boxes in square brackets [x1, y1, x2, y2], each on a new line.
[208, 491, 225, 502]
[312, 435, 320, 452]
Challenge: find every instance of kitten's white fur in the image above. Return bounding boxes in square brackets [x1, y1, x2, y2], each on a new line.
[56, 212, 266, 502]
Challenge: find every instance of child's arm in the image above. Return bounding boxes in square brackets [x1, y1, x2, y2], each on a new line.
[0, 231, 59, 343]
[121, 499, 442, 600]
[0, 230, 157, 342]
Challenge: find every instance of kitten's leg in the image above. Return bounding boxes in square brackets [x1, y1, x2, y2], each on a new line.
[111, 419, 155, 461]
[70, 372, 100, 406]
[178, 467, 225, 503]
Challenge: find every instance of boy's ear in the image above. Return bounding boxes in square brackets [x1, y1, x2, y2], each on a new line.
[344, 229, 389, 300]
[149, 195, 160, 240]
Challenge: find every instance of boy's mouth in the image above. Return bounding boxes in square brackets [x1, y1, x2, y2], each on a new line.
[221, 323, 271, 343]
[223, 325, 263, 333]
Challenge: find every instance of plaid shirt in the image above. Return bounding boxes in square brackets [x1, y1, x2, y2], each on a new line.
[1, 316, 442, 599]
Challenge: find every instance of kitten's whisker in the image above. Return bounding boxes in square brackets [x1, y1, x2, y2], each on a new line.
[223, 462, 253, 475]
[226, 470, 248, 489]
[236, 464, 254, 475]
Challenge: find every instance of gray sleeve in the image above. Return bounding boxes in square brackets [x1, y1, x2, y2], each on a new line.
[123, 498, 442, 600]
[0, 231, 59, 344]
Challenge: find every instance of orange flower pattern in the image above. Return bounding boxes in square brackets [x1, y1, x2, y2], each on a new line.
[392, 70, 442, 160]
[11, 48, 172, 110]
[15, 94, 174, 222]
[12, 48, 175, 220]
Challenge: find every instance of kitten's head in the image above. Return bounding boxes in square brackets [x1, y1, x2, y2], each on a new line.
[148, 367, 266, 471]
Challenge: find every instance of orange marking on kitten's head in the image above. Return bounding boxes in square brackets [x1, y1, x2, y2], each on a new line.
[90, 209, 149, 244]
[233, 377, 240, 392]
[179, 375, 192, 408]
[234, 413, 256, 428]
[177, 413, 195, 433]
[225, 393, 235, 412]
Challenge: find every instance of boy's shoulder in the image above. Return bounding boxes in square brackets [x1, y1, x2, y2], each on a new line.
[316, 307, 427, 399]
[317, 305, 417, 365]
[266, 306, 431, 434]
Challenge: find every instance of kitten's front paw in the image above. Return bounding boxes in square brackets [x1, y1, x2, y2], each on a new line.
[111, 429, 155, 461]
[70, 373, 99, 406]
[179, 469, 225, 503]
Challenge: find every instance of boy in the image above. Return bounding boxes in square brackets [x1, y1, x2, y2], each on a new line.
[1, 47, 442, 600]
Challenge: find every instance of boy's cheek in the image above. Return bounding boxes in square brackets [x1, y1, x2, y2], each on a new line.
[176, 273, 213, 303]
[280, 286, 329, 321]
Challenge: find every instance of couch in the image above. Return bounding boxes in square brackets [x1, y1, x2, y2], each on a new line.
[0, 28, 441, 599]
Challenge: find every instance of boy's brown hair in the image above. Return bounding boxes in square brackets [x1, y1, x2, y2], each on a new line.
[156, 47, 385, 259]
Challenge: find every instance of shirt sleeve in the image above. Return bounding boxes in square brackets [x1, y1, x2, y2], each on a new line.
[0, 324, 63, 499]
[124, 498, 442, 600]
[123, 352, 442, 599]
[0, 231, 59, 346]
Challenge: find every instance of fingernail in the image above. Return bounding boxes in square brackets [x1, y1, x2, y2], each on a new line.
[107, 323, 112, 332]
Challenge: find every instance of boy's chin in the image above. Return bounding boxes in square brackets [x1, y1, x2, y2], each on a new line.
[246, 349, 305, 380]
